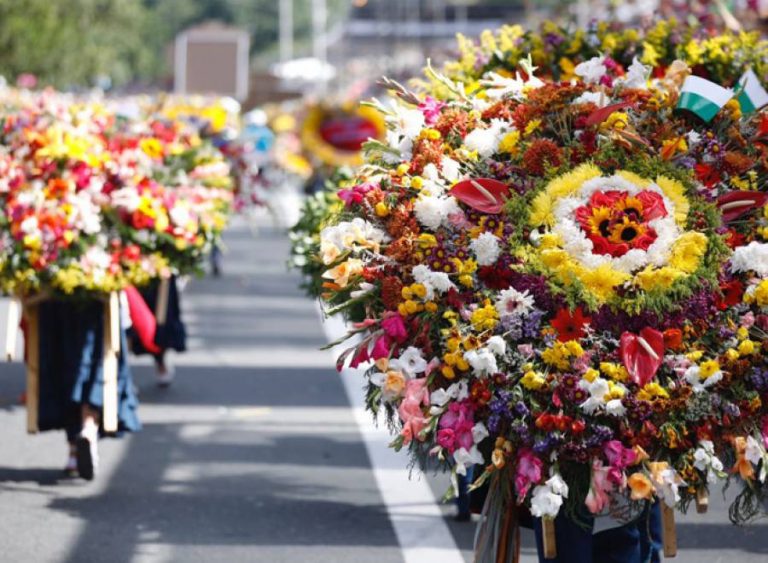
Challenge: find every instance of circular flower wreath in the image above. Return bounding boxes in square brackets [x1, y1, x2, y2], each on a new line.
[321, 51, 768, 532]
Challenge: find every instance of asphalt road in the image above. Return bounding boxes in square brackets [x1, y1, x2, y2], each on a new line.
[0, 220, 766, 562]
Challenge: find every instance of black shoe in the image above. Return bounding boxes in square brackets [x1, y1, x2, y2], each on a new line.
[454, 512, 472, 522]
[75, 434, 97, 481]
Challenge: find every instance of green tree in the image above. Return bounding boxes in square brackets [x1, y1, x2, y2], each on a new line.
[0, 0, 153, 88]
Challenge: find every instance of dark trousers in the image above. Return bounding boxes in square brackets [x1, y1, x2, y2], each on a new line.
[533, 502, 662, 563]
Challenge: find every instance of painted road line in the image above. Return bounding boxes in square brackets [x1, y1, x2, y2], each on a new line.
[320, 311, 465, 563]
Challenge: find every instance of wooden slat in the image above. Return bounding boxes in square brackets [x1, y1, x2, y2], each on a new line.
[662, 504, 678, 558]
[696, 488, 709, 514]
[6, 297, 20, 361]
[542, 517, 557, 559]
[155, 277, 170, 326]
[24, 304, 40, 434]
[102, 293, 119, 433]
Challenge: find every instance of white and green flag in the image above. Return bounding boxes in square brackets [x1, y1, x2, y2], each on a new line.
[677, 76, 733, 122]
[737, 69, 768, 114]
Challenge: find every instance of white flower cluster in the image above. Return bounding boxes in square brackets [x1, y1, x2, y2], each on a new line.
[463, 336, 506, 377]
[463, 118, 511, 158]
[469, 232, 501, 266]
[692, 440, 724, 484]
[579, 377, 627, 417]
[412, 264, 456, 300]
[731, 241, 768, 277]
[320, 218, 388, 265]
[414, 194, 462, 230]
[530, 473, 569, 518]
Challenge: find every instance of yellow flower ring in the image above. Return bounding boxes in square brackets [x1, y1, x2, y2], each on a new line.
[529, 164, 716, 306]
[300, 104, 386, 168]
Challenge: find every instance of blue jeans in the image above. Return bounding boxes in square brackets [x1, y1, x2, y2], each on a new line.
[533, 502, 661, 563]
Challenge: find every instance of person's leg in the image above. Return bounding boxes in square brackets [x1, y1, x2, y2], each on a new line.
[74, 404, 100, 480]
[154, 351, 175, 387]
[638, 502, 662, 563]
[592, 520, 642, 563]
[455, 466, 474, 521]
[533, 512, 593, 563]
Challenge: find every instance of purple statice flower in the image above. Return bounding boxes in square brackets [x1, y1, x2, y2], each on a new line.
[545, 32, 565, 47]
[723, 402, 741, 418]
[677, 156, 697, 169]
[533, 433, 562, 455]
[514, 401, 530, 417]
[510, 419, 531, 442]
[750, 368, 768, 391]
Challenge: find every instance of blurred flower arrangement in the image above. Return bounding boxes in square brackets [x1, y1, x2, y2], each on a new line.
[318, 19, 768, 552]
[0, 89, 235, 298]
[438, 18, 768, 94]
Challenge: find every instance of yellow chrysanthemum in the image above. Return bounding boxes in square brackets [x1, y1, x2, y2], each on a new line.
[577, 263, 630, 302]
[669, 231, 708, 273]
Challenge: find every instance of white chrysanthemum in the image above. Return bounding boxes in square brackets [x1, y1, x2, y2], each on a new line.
[495, 287, 535, 318]
[575, 55, 607, 84]
[463, 119, 509, 158]
[470, 232, 501, 266]
[732, 242, 768, 277]
[414, 195, 461, 230]
[441, 157, 462, 182]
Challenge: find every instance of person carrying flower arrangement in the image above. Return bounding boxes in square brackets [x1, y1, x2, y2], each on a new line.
[30, 295, 141, 479]
[318, 20, 768, 563]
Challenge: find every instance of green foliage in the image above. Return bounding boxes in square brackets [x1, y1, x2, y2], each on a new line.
[0, 0, 351, 88]
[0, 0, 154, 88]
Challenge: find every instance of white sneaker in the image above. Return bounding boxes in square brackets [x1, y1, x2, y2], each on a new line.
[156, 361, 175, 388]
[75, 422, 99, 481]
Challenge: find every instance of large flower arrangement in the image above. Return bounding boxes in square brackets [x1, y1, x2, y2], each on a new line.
[320, 34, 768, 546]
[0, 89, 234, 298]
[439, 19, 768, 94]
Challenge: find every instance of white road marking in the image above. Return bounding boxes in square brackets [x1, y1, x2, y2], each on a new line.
[320, 311, 465, 563]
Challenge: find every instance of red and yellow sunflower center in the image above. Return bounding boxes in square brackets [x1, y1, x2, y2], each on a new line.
[574, 190, 667, 258]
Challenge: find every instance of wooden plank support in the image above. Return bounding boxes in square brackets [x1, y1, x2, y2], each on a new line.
[24, 303, 40, 434]
[102, 292, 120, 433]
[155, 277, 170, 326]
[542, 517, 557, 559]
[696, 488, 709, 514]
[662, 504, 678, 558]
[6, 297, 20, 361]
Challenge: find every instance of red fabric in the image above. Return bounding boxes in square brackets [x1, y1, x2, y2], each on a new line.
[124, 285, 161, 354]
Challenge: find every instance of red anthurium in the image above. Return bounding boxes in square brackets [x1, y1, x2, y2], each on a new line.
[619, 328, 665, 387]
[450, 178, 509, 214]
[584, 101, 634, 127]
[551, 307, 592, 342]
[716, 191, 768, 223]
